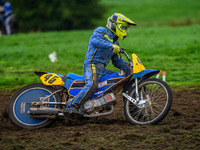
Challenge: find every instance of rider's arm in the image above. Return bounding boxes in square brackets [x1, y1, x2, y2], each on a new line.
[111, 41, 129, 69]
[112, 53, 129, 70]
[90, 27, 113, 49]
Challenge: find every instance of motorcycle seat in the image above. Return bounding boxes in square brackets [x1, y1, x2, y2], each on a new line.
[67, 73, 85, 80]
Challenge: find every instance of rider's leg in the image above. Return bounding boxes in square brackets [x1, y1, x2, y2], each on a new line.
[5, 24, 11, 35]
[101, 68, 115, 76]
[67, 63, 98, 109]
[4, 16, 11, 35]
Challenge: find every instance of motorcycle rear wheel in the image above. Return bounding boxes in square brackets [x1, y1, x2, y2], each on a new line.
[124, 78, 172, 125]
[8, 83, 61, 129]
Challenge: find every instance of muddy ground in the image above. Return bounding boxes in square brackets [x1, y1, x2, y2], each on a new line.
[0, 86, 200, 150]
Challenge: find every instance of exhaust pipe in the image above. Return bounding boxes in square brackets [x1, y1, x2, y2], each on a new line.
[28, 108, 63, 119]
[29, 105, 115, 119]
[83, 105, 115, 118]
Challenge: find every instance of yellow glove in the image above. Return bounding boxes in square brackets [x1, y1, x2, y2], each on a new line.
[112, 44, 121, 59]
[112, 44, 120, 53]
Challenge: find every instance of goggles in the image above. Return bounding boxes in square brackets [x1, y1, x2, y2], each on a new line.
[118, 24, 129, 32]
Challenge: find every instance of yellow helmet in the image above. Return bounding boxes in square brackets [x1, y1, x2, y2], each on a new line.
[106, 13, 136, 40]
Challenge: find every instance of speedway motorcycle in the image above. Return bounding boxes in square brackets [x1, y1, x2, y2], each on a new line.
[8, 49, 172, 129]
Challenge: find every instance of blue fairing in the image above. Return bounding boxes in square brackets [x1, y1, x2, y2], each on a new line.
[65, 73, 85, 90]
[65, 67, 131, 99]
[133, 69, 159, 79]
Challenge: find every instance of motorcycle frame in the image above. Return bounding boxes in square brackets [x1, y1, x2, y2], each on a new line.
[30, 50, 159, 118]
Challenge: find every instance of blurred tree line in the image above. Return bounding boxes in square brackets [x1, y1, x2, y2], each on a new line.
[8, 0, 105, 32]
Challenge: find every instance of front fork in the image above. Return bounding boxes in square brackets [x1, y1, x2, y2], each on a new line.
[135, 78, 139, 101]
[135, 77, 152, 102]
[122, 78, 140, 104]
[123, 78, 151, 107]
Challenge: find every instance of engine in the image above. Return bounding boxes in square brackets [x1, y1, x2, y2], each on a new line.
[83, 93, 116, 113]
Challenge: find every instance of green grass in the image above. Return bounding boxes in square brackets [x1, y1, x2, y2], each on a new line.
[0, 0, 200, 90]
[99, 0, 200, 27]
[0, 25, 199, 90]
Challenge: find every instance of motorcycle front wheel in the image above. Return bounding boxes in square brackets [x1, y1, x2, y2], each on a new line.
[124, 78, 172, 125]
[8, 83, 61, 129]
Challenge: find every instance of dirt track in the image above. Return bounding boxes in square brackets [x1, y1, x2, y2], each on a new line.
[0, 86, 200, 150]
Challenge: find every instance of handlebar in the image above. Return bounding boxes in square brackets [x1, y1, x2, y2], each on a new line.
[120, 48, 132, 62]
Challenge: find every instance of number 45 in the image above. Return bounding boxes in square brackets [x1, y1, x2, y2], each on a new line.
[48, 76, 59, 84]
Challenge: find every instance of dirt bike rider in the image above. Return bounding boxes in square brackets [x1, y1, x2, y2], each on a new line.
[66, 13, 136, 114]
[0, 0, 12, 35]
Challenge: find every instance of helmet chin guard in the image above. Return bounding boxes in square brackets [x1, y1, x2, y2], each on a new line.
[106, 13, 136, 40]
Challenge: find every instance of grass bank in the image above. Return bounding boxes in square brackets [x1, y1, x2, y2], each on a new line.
[0, 25, 200, 90]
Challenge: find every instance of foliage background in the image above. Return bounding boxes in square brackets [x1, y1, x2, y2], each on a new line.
[8, 0, 105, 32]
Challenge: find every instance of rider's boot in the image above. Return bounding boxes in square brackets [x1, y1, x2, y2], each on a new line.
[64, 101, 83, 116]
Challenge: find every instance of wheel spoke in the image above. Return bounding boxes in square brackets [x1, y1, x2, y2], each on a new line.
[152, 102, 165, 111]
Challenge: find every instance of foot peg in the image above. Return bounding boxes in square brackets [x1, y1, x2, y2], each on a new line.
[64, 108, 83, 116]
